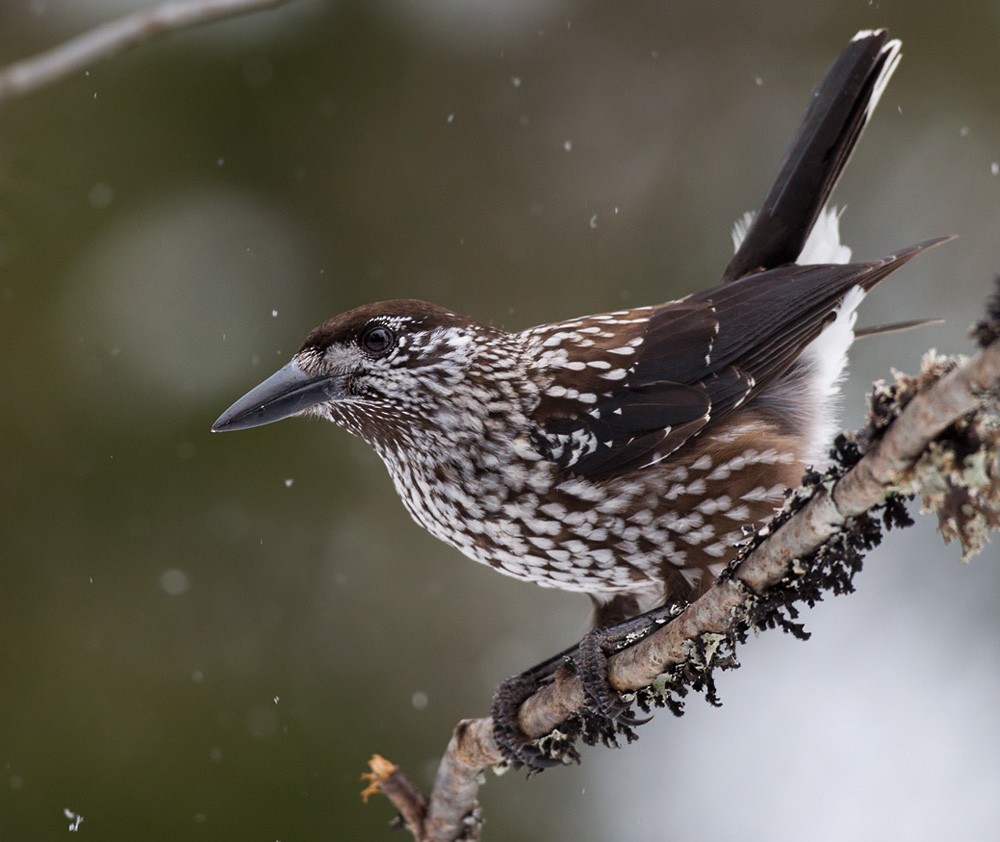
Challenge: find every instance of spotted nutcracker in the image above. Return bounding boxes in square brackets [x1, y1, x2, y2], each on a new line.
[214, 29, 942, 759]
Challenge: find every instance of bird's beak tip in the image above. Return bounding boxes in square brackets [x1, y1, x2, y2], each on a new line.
[210, 362, 342, 434]
[210, 407, 242, 433]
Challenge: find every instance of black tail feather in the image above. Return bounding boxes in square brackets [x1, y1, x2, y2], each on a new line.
[722, 30, 901, 282]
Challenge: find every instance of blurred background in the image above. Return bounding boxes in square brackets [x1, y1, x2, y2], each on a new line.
[1, 1, 999, 839]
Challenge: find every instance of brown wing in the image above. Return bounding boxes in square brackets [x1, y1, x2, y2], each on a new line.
[528, 240, 944, 478]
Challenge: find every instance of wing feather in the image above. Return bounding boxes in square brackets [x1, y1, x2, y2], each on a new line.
[528, 239, 946, 479]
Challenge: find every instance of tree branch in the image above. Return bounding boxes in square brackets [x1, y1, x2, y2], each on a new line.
[0, 0, 296, 105]
[366, 326, 1000, 841]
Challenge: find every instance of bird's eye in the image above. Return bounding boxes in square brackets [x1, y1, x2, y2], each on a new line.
[360, 324, 394, 356]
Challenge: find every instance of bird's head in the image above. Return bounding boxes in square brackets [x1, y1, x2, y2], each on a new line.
[211, 300, 503, 450]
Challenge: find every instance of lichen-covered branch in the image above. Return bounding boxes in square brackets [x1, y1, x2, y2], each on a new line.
[366, 321, 1000, 842]
[0, 0, 295, 104]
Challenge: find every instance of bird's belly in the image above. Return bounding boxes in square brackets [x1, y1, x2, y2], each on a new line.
[384, 425, 803, 600]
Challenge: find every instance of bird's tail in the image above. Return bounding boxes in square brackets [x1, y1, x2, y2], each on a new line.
[722, 30, 902, 282]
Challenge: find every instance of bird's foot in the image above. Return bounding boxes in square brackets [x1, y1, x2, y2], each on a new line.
[574, 627, 651, 730]
[490, 601, 683, 764]
[489, 644, 580, 770]
[490, 672, 566, 771]
[572, 601, 686, 740]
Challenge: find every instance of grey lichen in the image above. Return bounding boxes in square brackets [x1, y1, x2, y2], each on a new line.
[874, 349, 1000, 561]
[908, 418, 1000, 561]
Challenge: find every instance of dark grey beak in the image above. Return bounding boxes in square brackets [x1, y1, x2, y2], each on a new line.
[211, 361, 345, 432]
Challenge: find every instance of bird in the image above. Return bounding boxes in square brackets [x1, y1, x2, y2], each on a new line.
[214, 29, 942, 757]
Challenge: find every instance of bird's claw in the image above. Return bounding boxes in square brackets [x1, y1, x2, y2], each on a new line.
[490, 674, 564, 770]
[574, 628, 652, 729]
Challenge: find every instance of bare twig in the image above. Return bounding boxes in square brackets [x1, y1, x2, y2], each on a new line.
[361, 755, 428, 838]
[364, 336, 1000, 841]
[0, 0, 295, 105]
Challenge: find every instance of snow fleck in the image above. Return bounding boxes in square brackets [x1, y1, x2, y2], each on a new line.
[960, 126, 970, 137]
[446, 113, 455, 124]
[511, 76, 522, 88]
[991, 162, 999, 177]
[589, 214, 598, 229]
[284, 478, 294, 488]
[88, 182, 113, 209]
[63, 808, 83, 832]
[411, 691, 429, 710]
[271, 309, 278, 317]
[159, 567, 189, 596]
[754, 76, 763, 87]
[563, 139, 573, 152]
